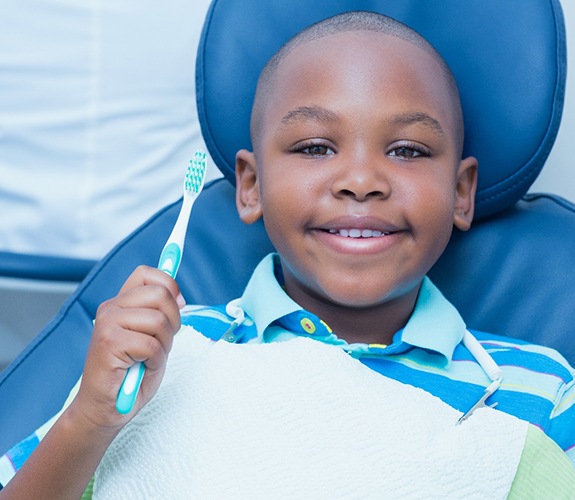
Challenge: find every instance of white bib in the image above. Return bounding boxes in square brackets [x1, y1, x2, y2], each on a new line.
[94, 327, 527, 499]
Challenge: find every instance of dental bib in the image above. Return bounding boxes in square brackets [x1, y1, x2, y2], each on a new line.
[94, 328, 528, 499]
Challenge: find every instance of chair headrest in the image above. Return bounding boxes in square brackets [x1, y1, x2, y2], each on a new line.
[197, 0, 566, 220]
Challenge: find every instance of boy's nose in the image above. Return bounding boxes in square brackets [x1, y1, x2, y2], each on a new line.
[330, 157, 391, 201]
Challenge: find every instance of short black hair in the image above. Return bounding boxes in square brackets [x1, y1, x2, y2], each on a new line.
[251, 10, 463, 152]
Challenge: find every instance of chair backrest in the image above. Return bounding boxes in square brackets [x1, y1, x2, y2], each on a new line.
[0, 254, 95, 371]
[1, 0, 573, 455]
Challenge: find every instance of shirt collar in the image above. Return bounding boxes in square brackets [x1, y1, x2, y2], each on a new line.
[399, 277, 466, 362]
[239, 253, 302, 338]
[238, 253, 466, 363]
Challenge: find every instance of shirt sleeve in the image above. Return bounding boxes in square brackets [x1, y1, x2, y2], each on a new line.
[0, 377, 82, 489]
[548, 376, 575, 465]
[508, 424, 575, 498]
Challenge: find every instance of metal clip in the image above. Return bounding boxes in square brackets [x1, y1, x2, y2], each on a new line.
[457, 379, 501, 425]
[221, 320, 241, 343]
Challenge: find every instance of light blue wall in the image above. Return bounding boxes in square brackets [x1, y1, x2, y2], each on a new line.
[530, 0, 575, 202]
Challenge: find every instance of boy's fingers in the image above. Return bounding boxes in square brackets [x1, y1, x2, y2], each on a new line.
[99, 283, 182, 334]
[96, 305, 179, 361]
[118, 307, 177, 353]
[119, 265, 184, 307]
[97, 325, 170, 374]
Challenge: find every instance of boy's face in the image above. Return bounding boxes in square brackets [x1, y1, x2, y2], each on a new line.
[236, 30, 477, 315]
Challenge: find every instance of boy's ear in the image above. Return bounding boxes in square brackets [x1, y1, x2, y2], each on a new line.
[453, 156, 478, 231]
[235, 149, 263, 224]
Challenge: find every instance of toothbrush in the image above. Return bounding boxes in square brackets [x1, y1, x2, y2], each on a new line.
[116, 150, 207, 414]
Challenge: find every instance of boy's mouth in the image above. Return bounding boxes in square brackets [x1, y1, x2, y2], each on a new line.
[327, 229, 391, 238]
[314, 218, 403, 255]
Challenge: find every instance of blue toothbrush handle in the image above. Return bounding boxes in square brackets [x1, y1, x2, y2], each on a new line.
[116, 361, 145, 414]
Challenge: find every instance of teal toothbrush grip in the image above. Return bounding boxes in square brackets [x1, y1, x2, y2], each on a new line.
[158, 242, 181, 278]
[116, 361, 146, 414]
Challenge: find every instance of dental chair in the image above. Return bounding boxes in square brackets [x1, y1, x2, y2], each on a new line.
[1, 0, 573, 456]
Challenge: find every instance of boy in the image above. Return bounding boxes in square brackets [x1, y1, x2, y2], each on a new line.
[2, 11, 574, 498]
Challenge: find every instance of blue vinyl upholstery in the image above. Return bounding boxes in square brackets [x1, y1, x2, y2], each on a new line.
[1, 0, 573, 455]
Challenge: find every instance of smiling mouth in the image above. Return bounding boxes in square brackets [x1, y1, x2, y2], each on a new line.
[327, 229, 391, 238]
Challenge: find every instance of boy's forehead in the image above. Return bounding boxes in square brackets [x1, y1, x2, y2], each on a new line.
[262, 30, 458, 129]
[278, 30, 434, 74]
[283, 30, 444, 84]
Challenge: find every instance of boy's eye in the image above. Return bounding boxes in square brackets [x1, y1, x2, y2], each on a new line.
[295, 143, 335, 157]
[388, 144, 428, 160]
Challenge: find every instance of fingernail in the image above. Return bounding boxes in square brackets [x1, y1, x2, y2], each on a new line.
[176, 293, 186, 308]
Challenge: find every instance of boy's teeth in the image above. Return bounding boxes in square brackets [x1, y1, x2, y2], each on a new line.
[328, 229, 386, 238]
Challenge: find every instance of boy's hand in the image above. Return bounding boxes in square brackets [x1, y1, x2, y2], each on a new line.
[69, 265, 184, 434]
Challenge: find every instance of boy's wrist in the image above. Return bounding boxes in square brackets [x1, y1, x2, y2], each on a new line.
[64, 396, 126, 444]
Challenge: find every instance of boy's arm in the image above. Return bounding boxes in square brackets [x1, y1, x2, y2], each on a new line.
[0, 265, 184, 499]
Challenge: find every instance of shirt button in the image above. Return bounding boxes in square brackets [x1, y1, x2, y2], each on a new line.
[300, 317, 316, 334]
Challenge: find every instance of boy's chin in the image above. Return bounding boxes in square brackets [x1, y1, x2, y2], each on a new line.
[315, 283, 411, 310]
[282, 260, 425, 312]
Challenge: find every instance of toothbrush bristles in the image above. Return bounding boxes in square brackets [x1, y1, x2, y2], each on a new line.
[185, 150, 207, 193]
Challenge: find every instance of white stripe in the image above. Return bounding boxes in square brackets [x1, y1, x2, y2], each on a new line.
[0, 454, 16, 486]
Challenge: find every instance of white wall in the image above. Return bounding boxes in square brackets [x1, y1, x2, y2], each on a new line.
[529, 0, 575, 202]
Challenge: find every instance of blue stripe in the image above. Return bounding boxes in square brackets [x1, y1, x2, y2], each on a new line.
[8, 433, 40, 471]
[181, 315, 230, 341]
[491, 390, 555, 429]
[548, 393, 575, 452]
[488, 350, 573, 384]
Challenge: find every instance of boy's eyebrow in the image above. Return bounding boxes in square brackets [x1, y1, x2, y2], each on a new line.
[391, 112, 445, 136]
[279, 106, 339, 127]
[278, 107, 446, 137]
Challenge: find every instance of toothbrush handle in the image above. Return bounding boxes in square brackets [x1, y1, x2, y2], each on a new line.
[115, 242, 181, 414]
[116, 361, 145, 414]
[157, 242, 182, 277]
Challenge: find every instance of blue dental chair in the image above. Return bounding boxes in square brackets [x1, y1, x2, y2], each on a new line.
[1, 0, 573, 456]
